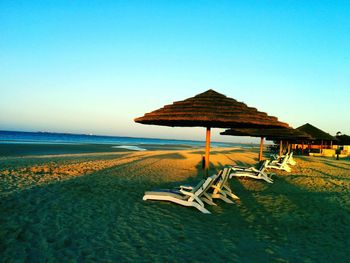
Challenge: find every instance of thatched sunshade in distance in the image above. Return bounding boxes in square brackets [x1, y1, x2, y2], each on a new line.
[296, 123, 336, 142]
[297, 123, 337, 151]
[221, 127, 312, 160]
[335, 134, 350, 145]
[135, 89, 289, 174]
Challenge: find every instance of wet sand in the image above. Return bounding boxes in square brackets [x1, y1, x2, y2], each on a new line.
[0, 145, 349, 262]
[0, 143, 196, 157]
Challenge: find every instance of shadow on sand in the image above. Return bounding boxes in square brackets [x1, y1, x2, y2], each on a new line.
[1, 154, 349, 262]
[150, 153, 187, 160]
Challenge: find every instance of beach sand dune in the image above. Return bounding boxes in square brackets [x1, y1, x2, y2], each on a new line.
[0, 147, 349, 262]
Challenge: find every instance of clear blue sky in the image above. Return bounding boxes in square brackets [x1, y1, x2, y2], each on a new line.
[1, 1, 349, 142]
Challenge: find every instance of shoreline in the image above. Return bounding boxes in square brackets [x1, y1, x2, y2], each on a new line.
[0, 142, 198, 157]
[0, 142, 258, 157]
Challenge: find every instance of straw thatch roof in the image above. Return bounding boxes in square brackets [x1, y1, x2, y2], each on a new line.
[335, 134, 350, 145]
[296, 123, 336, 141]
[221, 127, 313, 140]
[135, 89, 289, 129]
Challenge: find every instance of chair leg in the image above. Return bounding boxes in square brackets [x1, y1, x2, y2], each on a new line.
[227, 192, 240, 200]
[192, 203, 211, 214]
[202, 196, 217, 206]
[212, 193, 234, 204]
[219, 195, 234, 204]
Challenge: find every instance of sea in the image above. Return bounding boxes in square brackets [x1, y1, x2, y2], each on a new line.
[0, 130, 253, 150]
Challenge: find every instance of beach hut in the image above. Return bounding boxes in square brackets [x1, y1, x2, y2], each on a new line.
[296, 123, 336, 155]
[220, 127, 312, 161]
[135, 89, 289, 175]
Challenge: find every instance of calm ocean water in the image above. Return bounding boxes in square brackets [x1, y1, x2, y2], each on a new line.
[0, 130, 249, 148]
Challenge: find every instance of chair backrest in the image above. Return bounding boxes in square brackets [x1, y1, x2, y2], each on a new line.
[270, 154, 278, 160]
[192, 173, 219, 197]
[206, 167, 232, 195]
[259, 160, 269, 171]
[218, 167, 231, 188]
[212, 169, 223, 185]
[280, 153, 289, 166]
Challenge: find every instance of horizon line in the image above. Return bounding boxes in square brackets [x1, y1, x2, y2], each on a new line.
[0, 129, 260, 145]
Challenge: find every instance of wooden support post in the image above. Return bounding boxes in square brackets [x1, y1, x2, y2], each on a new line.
[321, 140, 323, 153]
[330, 140, 333, 149]
[204, 127, 211, 177]
[302, 141, 304, 155]
[279, 140, 283, 157]
[259, 137, 264, 161]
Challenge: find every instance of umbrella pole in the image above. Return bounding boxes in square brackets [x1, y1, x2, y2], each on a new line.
[302, 141, 304, 155]
[259, 137, 264, 161]
[205, 127, 211, 177]
[279, 140, 283, 157]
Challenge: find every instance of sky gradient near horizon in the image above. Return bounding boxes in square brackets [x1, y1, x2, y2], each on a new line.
[1, 1, 349, 143]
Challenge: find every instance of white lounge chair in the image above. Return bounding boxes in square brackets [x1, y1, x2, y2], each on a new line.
[287, 152, 296, 166]
[270, 153, 279, 160]
[178, 168, 239, 206]
[270, 153, 286, 163]
[143, 174, 218, 214]
[230, 160, 274, 183]
[266, 154, 291, 172]
[202, 167, 239, 204]
[271, 152, 296, 166]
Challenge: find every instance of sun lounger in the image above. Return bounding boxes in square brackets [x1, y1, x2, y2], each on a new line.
[266, 154, 291, 172]
[270, 153, 285, 164]
[202, 167, 239, 204]
[143, 174, 219, 214]
[271, 152, 296, 166]
[178, 168, 239, 205]
[287, 152, 296, 166]
[230, 160, 274, 183]
[270, 153, 279, 160]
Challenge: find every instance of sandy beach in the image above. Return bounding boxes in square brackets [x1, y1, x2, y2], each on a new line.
[0, 145, 349, 262]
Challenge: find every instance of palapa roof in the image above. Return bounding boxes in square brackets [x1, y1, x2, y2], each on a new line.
[296, 123, 336, 141]
[335, 134, 350, 145]
[135, 89, 289, 129]
[221, 127, 313, 140]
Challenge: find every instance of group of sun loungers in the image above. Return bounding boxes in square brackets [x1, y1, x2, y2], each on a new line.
[229, 152, 296, 184]
[143, 152, 298, 213]
[230, 159, 274, 183]
[267, 152, 296, 172]
[143, 168, 239, 214]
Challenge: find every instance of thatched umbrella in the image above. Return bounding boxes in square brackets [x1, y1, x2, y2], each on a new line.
[335, 134, 350, 145]
[297, 123, 335, 141]
[135, 89, 289, 174]
[221, 127, 312, 160]
[297, 123, 336, 153]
